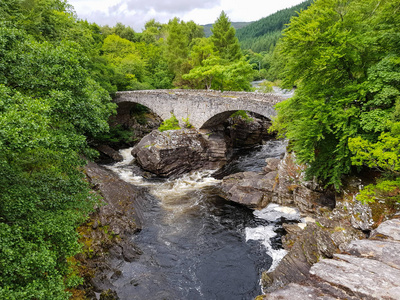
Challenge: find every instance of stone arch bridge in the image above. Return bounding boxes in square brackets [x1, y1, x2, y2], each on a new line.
[114, 89, 285, 130]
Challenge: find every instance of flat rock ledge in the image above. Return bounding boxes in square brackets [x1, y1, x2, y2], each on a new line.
[262, 219, 400, 300]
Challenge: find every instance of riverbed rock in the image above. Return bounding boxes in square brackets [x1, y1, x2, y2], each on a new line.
[225, 114, 273, 148]
[77, 161, 144, 298]
[371, 218, 400, 241]
[219, 151, 335, 212]
[263, 157, 280, 173]
[219, 171, 277, 209]
[261, 219, 400, 299]
[96, 145, 124, 163]
[132, 129, 229, 177]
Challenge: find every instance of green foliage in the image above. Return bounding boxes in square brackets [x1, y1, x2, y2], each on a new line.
[0, 4, 115, 297]
[210, 11, 242, 61]
[350, 121, 400, 205]
[182, 117, 194, 129]
[349, 131, 400, 175]
[271, 0, 400, 189]
[230, 110, 254, 122]
[237, 0, 312, 52]
[158, 113, 181, 132]
[183, 56, 254, 91]
[356, 179, 400, 205]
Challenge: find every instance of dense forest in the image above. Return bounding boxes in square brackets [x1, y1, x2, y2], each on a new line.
[237, 0, 312, 52]
[1, 0, 400, 298]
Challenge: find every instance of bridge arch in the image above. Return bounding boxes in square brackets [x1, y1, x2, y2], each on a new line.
[114, 90, 284, 130]
[199, 110, 272, 129]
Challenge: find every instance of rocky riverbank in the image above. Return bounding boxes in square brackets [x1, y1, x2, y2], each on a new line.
[218, 150, 400, 299]
[263, 218, 400, 299]
[73, 161, 145, 299]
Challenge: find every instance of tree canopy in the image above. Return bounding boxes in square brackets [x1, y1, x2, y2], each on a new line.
[271, 0, 400, 191]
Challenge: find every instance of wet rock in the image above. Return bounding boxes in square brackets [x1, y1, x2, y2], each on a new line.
[99, 289, 119, 300]
[219, 151, 335, 212]
[219, 171, 276, 209]
[262, 219, 400, 299]
[96, 145, 123, 163]
[263, 157, 280, 173]
[262, 223, 338, 292]
[121, 240, 141, 262]
[132, 129, 229, 177]
[78, 161, 144, 298]
[225, 115, 272, 148]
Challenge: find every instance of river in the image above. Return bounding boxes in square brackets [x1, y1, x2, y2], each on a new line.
[104, 140, 300, 300]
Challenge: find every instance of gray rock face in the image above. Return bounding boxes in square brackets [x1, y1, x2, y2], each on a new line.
[131, 129, 228, 177]
[372, 219, 400, 241]
[219, 152, 335, 212]
[310, 254, 400, 299]
[261, 222, 362, 293]
[96, 144, 124, 163]
[263, 219, 400, 300]
[263, 283, 336, 300]
[346, 239, 400, 269]
[219, 171, 277, 209]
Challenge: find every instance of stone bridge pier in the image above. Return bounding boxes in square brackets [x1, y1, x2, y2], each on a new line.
[114, 89, 285, 130]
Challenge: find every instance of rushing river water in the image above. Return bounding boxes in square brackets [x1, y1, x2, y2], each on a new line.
[105, 140, 300, 300]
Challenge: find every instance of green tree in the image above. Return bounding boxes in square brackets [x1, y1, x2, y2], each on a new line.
[210, 11, 242, 61]
[271, 0, 400, 188]
[165, 18, 191, 82]
[0, 22, 114, 298]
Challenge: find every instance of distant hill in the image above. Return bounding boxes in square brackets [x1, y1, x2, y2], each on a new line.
[236, 0, 313, 52]
[203, 21, 253, 38]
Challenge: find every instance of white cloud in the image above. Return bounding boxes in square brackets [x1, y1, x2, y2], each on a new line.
[68, 0, 306, 31]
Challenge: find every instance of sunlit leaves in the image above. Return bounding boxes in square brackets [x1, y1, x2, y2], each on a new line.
[271, 0, 400, 188]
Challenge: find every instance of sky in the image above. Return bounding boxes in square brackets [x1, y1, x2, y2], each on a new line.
[68, 0, 306, 32]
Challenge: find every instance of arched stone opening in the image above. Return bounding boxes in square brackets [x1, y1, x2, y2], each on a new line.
[199, 110, 272, 130]
[111, 101, 163, 129]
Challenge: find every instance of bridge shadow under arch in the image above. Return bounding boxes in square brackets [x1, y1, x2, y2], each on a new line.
[113, 101, 163, 129]
[200, 110, 272, 130]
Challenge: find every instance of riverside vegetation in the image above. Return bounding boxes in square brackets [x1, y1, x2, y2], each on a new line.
[1, 0, 400, 299]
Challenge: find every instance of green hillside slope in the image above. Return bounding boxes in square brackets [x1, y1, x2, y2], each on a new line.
[237, 0, 312, 52]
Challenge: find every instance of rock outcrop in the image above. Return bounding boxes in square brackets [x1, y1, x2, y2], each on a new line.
[76, 161, 144, 299]
[132, 129, 229, 177]
[219, 152, 335, 211]
[219, 150, 388, 298]
[263, 218, 400, 300]
[224, 115, 273, 148]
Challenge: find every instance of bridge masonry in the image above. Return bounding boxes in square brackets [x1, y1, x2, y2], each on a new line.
[114, 89, 285, 130]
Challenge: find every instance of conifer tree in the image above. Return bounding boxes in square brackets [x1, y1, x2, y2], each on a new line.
[210, 11, 242, 61]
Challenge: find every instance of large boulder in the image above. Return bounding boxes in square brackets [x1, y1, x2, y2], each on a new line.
[219, 171, 277, 209]
[131, 129, 229, 177]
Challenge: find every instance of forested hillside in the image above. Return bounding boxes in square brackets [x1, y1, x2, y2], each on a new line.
[236, 0, 312, 52]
